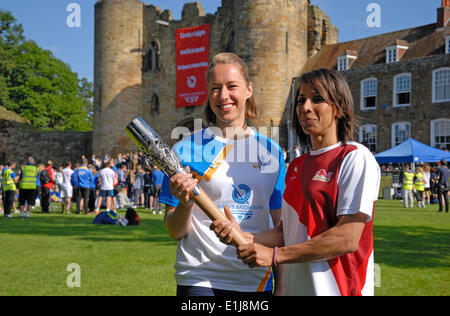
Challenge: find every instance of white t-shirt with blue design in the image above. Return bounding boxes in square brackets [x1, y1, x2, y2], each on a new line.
[160, 127, 286, 292]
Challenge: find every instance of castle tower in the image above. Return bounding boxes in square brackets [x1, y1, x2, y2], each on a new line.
[233, 0, 309, 143]
[93, 0, 144, 155]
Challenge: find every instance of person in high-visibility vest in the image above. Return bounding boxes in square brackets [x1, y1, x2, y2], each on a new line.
[402, 164, 415, 208]
[414, 166, 426, 208]
[18, 156, 39, 218]
[1, 161, 18, 217]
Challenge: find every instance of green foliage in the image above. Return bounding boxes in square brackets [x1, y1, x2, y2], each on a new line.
[0, 9, 92, 131]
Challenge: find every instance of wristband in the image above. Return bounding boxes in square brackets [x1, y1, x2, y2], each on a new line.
[273, 247, 278, 267]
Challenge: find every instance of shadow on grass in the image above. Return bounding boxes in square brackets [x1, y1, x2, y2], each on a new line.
[374, 225, 450, 268]
[0, 214, 176, 246]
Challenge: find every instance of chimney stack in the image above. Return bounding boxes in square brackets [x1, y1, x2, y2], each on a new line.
[437, 0, 450, 29]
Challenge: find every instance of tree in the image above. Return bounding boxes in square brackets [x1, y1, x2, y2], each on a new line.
[0, 9, 93, 131]
[0, 10, 20, 109]
[78, 77, 94, 127]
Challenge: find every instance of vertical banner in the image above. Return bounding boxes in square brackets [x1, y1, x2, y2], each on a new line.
[176, 24, 210, 108]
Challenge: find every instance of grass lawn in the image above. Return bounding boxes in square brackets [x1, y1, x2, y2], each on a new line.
[0, 200, 449, 296]
[0, 207, 177, 296]
[373, 200, 450, 296]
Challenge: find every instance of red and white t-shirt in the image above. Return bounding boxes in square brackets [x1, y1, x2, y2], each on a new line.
[282, 142, 380, 296]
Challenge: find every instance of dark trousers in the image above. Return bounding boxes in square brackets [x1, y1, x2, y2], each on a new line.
[41, 187, 51, 213]
[144, 185, 153, 208]
[3, 190, 15, 216]
[88, 189, 96, 213]
[437, 187, 449, 212]
[176, 285, 272, 297]
[35, 186, 41, 203]
[153, 184, 162, 211]
[77, 187, 90, 214]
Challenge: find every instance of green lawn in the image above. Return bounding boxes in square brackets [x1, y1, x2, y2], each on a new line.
[0, 208, 177, 296]
[0, 200, 449, 296]
[373, 200, 449, 296]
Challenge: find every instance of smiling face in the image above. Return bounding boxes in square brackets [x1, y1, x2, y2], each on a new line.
[296, 83, 339, 149]
[208, 63, 253, 131]
[293, 69, 355, 151]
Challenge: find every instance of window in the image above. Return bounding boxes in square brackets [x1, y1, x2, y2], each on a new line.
[393, 73, 411, 106]
[385, 44, 408, 63]
[337, 56, 347, 71]
[337, 54, 357, 71]
[286, 32, 289, 54]
[220, 23, 235, 53]
[432, 68, 450, 102]
[446, 35, 450, 54]
[151, 93, 159, 116]
[143, 41, 160, 72]
[392, 122, 411, 147]
[360, 124, 377, 152]
[386, 47, 398, 63]
[431, 119, 450, 150]
[361, 78, 377, 109]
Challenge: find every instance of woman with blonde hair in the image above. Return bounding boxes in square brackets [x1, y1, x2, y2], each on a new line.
[160, 52, 286, 296]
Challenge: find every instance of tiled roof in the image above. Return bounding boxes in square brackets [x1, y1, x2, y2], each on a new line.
[303, 23, 449, 73]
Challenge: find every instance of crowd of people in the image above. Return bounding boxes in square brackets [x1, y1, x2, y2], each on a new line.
[393, 161, 449, 212]
[0, 152, 165, 218]
[3, 153, 447, 219]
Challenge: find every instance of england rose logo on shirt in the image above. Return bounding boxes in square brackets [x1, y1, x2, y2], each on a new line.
[312, 169, 333, 183]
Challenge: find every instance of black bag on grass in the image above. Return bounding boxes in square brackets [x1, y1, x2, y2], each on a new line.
[126, 208, 140, 226]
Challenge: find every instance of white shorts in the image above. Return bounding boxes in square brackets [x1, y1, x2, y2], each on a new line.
[61, 184, 73, 198]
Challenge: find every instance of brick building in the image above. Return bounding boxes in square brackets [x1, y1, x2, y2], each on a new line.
[304, 0, 450, 153]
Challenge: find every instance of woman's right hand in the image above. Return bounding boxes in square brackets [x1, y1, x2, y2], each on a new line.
[210, 206, 254, 246]
[169, 166, 198, 207]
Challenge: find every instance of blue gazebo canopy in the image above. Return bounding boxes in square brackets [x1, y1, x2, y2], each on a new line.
[375, 138, 450, 164]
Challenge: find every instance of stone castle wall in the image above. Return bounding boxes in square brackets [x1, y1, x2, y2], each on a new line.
[0, 119, 92, 167]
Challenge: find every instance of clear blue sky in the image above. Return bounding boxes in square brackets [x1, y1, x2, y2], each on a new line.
[0, 0, 442, 83]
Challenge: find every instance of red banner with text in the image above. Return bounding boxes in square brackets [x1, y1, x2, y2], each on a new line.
[175, 24, 210, 108]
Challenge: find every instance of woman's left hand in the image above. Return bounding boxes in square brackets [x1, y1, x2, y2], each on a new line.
[236, 243, 274, 268]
